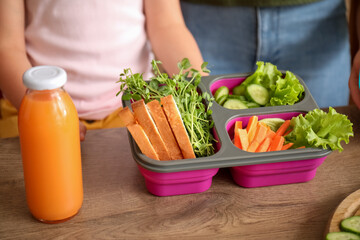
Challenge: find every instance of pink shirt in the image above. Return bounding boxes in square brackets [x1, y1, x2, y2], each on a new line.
[25, 0, 153, 119]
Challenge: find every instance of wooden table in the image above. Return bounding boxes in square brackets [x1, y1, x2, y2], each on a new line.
[0, 106, 359, 240]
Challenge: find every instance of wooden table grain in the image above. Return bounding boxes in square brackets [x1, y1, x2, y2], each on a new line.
[0, 106, 359, 240]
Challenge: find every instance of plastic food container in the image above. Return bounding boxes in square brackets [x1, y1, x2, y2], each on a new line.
[123, 72, 332, 196]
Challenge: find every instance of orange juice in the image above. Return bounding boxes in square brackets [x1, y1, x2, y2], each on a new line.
[18, 87, 83, 223]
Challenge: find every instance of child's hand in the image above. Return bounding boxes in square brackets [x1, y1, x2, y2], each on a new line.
[79, 121, 87, 141]
[349, 50, 360, 109]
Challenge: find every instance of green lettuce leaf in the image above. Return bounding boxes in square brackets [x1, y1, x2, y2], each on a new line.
[268, 71, 304, 106]
[242, 61, 282, 88]
[240, 62, 304, 106]
[260, 61, 282, 89]
[285, 107, 354, 152]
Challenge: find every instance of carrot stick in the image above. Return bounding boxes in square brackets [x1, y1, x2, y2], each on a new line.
[256, 137, 271, 152]
[265, 129, 276, 140]
[238, 128, 249, 151]
[246, 116, 257, 132]
[276, 136, 285, 151]
[296, 146, 306, 149]
[253, 123, 268, 145]
[275, 120, 291, 136]
[283, 129, 292, 136]
[281, 142, 294, 150]
[234, 121, 242, 148]
[259, 121, 270, 129]
[247, 140, 260, 152]
[246, 116, 258, 143]
[268, 135, 285, 152]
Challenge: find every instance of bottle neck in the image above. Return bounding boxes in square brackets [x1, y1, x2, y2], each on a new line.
[26, 87, 65, 94]
[24, 87, 66, 102]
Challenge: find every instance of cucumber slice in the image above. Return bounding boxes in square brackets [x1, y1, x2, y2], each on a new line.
[228, 94, 246, 101]
[341, 216, 360, 234]
[259, 118, 285, 132]
[245, 84, 270, 105]
[246, 102, 260, 109]
[326, 232, 360, 240]
[223, 99, 248, 110]
[214, 86, 229, 103]
[232, 84, 245, 96]
[217, 95, 228, 106]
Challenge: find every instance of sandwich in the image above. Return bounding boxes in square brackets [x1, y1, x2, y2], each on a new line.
[160, 95, 196, 159]
[118, 107, 159, 160]
[126, 123, 159, 160]
[118, 107, 136, 127]
[119, 95, 195, 160]
[131, 99, 171, 160]
[147, 99, 183, 160]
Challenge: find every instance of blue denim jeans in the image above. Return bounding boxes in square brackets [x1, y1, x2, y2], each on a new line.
[181, 0, 350, 107]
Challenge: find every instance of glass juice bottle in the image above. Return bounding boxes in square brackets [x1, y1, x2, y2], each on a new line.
[18, 66, 83, 223]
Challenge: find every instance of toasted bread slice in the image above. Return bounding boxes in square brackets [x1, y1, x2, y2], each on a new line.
[147, 100, 183, 160]
[127, 123, 159, 160]
[131, 99, 171, 160]
[118, 106, 136, 127]
[160, 95, 195, 159]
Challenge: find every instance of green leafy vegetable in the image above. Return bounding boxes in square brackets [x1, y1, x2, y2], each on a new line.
[116, 58, 215, 157]
[269, 71, 305, 106]
[239, 61, 281, 91]
[285, 107, 354, 152]
[229, 61, 304, 106]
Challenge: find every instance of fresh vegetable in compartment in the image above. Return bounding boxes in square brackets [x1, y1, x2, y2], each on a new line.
[259, 118, 285, 132]
[214, 86, 229, 104]
[117, 58, 215, 159]
[285, 107, 354, 152]
[233, 116, 291, 153]
[223, 98, 248, 110]
[245, 84, 270, 106]
[213, 61, 305, 109]
[233, 107, 354, 153]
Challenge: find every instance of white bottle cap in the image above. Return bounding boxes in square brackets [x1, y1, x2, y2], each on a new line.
[23, 66, 67, 90]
